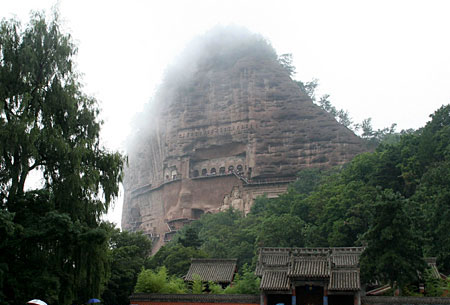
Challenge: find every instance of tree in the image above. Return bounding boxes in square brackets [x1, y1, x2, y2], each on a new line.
[224, 264, 260, 295]
[423, 268, 449, 297]
[0, 12, 124, 305]
[191, 274, 205, 294]
[255, 214, 306, 247]
[291, 168, 331, 195]
[145, 243, 208, 277]
[179, 226, 202, 248]
[412, 160, 450, 273]
[295, 79, 318, 101]
[295, 78, 355, 129]
[164, 245, 208, 277]
[134, 267, 187, 294]
[277, 53, 296, 77]
[357, 118, 400, 146]
[360, 189, 425, 291]
[101, 229, 152, 305]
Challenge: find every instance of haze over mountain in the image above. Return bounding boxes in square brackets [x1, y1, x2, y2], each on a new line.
[122, 27, 367, 251]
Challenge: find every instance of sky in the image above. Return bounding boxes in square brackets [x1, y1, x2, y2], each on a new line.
[3, 0, 450, 228]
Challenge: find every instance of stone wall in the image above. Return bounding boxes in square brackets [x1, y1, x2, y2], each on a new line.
[361, 296, 450, 304]
[130, 293, 260, 305]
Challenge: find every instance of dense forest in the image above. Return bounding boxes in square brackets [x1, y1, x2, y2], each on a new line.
[148, 103, 450, 294]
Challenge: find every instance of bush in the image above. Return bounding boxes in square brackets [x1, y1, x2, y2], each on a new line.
[134, 267, 187, 294]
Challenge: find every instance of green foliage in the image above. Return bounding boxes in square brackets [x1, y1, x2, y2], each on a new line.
[278, 53, 296, 77]
[358, 118, 400, 147]
[401, 285, 422, 297]
[256, 214, 306, 247]
[302, 180, 376, 247]
[0, 12, 124, 305]
[294, 78, 354, 129]
[412, 159, 450, 272]
[195, 209, 257, 269]
[290, 168, 328, 195]
[360, 189, 425, 289]
[208, 281, 225, 294]
[134, 267, 187, 294]
[101, 229, 152, 305]
[318, 94, 353, 128]
[145, 243, 208, 277]
[295, 79, 318, 101]
[224, 264, 260, 295]
[178, 226, 202, 248]
[192, 274, 205, 294]
[423, 269, 447, 297]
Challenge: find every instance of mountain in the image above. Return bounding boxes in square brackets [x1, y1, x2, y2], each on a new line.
[122, 27, 367, 251]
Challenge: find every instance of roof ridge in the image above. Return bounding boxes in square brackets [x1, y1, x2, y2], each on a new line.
[191, 258, 237, 262]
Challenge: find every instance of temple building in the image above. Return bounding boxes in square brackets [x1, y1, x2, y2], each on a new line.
[130, 248, 450, 305]
[255, 247, 364, 305]
[185, 258, 238, 289]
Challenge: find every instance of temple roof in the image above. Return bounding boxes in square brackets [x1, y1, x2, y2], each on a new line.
[185, 258, 237, 283]
[260, 269, 290, 291]
[329, 269, 360, 291]
[256, 248, 290, 276]
[256, 247, 364, 292]
[332, 252, 360, 267]
[288, 255, 329, 278]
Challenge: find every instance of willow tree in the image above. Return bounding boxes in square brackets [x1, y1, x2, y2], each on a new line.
[0, 12, 124, 305]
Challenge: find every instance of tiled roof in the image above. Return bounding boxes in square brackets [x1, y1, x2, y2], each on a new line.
[260, 269, 290, 291]
[331, 247, 364, 253]
[255, 265, 264, 277]
[262, 252, 290, 266]
[255, 248, 290, 276]
[293, 248, 331, 255]
[332, 253, 360, 267]
[185, 259, 237, 283]
[256, 247, 364, 292]
[329, 270, 360, 291]
[288, 256, 329, 278]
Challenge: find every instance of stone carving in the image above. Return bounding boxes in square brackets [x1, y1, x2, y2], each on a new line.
[230, 187, 244, 212]
[122, 29, 368, 252]
[220, 194, 231, 212]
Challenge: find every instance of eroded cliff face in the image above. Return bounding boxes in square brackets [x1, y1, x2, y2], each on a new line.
[122, 29, 367, 251]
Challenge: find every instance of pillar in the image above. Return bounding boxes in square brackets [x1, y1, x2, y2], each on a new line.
[261, 293, 267, 305]
[354, 291, 361, 305]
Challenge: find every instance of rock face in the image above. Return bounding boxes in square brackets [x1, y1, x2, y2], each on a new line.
[122, 29, 367, 251]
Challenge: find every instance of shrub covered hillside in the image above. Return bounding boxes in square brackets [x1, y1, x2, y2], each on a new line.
[151, 104, 450, 292]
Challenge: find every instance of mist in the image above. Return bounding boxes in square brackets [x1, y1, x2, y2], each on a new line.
[125, 25, 277, 155]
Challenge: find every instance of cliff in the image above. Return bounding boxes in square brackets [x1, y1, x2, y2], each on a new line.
[122, 28, 367, 251]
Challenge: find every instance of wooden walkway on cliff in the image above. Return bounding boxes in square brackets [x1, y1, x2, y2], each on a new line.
[130, 171, 297, 199]
[231, 171, 296, 186]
